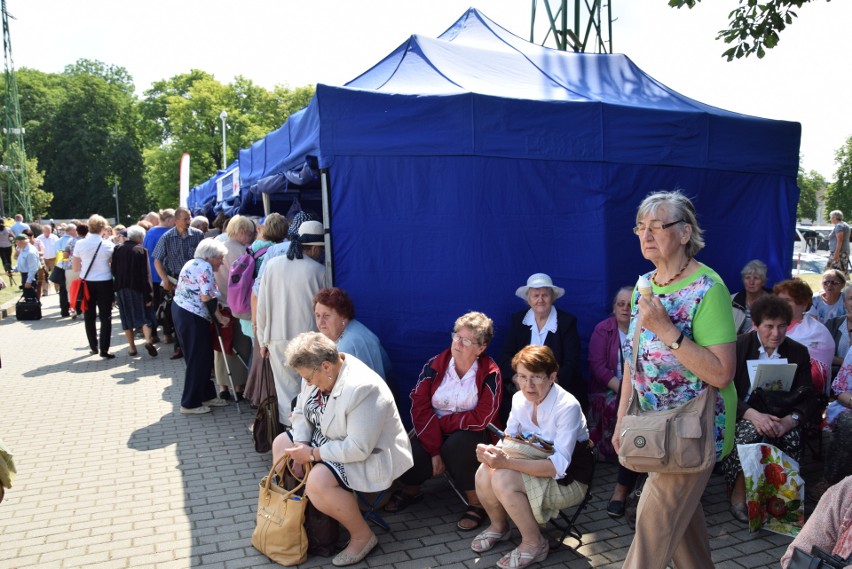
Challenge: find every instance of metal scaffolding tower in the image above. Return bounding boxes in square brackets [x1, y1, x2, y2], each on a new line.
[1, 0, 31, 220]
[530, 0, 613, 53]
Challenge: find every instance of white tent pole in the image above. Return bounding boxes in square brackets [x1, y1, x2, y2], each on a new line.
[320, 168, 333, 286]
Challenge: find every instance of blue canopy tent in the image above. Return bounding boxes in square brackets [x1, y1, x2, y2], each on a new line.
[236, 8, 801, 403]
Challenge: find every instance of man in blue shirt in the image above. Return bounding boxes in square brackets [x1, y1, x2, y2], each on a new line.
[10, 214, 28, 236]
[13, 234, 39, 300]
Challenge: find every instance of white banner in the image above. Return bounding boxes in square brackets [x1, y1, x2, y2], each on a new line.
[216, 167, 240, 202]
[179, 153, 190, 207]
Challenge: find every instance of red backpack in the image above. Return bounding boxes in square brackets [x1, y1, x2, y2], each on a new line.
[227, 246, 269, 316]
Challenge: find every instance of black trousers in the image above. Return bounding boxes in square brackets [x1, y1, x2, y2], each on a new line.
[84, 280, 114, 353]
[401, 429, 488, 492]
[0, 247, 11, 272]
[172, 303, 216, 408]
[20, 272, 37, 300]
[53, 267, 69, 316]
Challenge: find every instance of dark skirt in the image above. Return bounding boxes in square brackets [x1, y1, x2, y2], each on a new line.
[116, 288, 156, 331]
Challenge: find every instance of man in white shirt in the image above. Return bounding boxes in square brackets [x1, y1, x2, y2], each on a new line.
[36, 224, 60, 295]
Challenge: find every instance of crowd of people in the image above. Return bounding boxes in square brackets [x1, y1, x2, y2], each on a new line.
[5, 194, 851, 569]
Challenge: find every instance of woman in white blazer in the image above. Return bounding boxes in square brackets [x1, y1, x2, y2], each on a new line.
[271, 332, 412, 567]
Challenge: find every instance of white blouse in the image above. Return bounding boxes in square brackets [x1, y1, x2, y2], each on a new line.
[431, 357, 479, 418]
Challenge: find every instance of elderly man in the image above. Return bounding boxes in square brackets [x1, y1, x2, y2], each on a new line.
[152, 207, 204, 359]
[190, 216, 210, 234]
[256, 220, 327, 425]
[144, 209, 173, 345]
[10, 214, 28, 236]
[13, 234, 39, 299]
[54, 222, 79, 317]
[36, 224, 59, 295]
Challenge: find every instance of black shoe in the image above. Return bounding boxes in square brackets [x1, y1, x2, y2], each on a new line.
[219, 390, 233, 401]
[99, 352, 116, 359]
[607, 500, 625, 518]
[236, 392, 246, 403]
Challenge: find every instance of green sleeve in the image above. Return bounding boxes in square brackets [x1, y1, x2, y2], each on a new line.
[692, 273, 736, 347]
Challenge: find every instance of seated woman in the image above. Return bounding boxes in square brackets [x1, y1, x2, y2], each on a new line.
[774, 278, 834, 394]
[781, 476, 852, 568]
[807, 353, 852, 500]
[499, 273, 586, 421]
[270, 332, 412, 567]
[587, 286, 631, 461]
[721, 294, 817, 523]
[471, 345, 592, 569]
[731, 259, 771, 334]
[824, 288, 852, 379]
[806, 269, 847, 324]
[385, 311, 502, 532]
[313, 287, 391, 382]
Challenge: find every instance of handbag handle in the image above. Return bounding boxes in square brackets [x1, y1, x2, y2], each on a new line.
[262, 452, 312, 498]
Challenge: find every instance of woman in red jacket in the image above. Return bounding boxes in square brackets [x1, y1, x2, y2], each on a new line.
[385, 311, 502, 531]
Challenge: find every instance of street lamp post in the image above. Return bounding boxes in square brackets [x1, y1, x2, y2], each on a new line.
[219, 110, 228, 169]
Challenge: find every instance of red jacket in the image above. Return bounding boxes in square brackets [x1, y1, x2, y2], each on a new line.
[409, 348, 502, 456]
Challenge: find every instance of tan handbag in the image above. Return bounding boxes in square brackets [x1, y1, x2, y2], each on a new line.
[251, 453, 311, 565]
[617, 384, 717, 474]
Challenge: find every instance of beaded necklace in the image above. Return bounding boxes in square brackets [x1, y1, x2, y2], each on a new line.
[652, 257, 692, 287]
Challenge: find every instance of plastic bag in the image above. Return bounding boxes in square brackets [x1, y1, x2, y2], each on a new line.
[738, 442, 804, 536]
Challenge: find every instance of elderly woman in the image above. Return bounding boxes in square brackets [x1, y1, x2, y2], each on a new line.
[731, 259, 771, 334]
[171, 238, 231, 414]
[472, 345, 592, 569]
[385, 311, 502, 532]
[720, 295, 816, 522]
[826, 209, 850, 273]
[270, 332, 412, 567]
[807, 269, 847, 324]
[111, 225, 158, 358]
[499, 273, 585, 421]
[825, 288, 852, 377]
[212, 214, 256, 400]
[587, 286, 632, 461]
[774, 278, 834, 394]
[614, 191, 736, 569]
[313, 287, 391, 381]
[72, 215, 116, 358]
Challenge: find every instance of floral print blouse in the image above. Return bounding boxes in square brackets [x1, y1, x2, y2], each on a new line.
[623, 264, 736, 459]
[173, 259, 220, 320]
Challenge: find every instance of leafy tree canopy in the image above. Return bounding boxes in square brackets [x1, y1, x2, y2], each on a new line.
[668, 0, 831, 61]
[826, 135, 852, 217]
[796, 166, 825, 222]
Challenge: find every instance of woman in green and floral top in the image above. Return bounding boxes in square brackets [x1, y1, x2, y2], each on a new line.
[614, 191, 737, 569]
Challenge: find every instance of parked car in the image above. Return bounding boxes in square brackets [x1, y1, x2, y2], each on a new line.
[792, 254, 826, 275]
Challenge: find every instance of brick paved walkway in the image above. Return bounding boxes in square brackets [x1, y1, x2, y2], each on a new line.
[0, 294, 813, 568]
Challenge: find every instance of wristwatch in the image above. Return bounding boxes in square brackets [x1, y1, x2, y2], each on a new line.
[791, 412, 801, 425]
[668, 332, 685, 350]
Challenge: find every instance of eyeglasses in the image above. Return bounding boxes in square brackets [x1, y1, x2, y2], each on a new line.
[515, 373, 550, 386]
[632, 219, 685, 235]
[823, 280, 842, 286]
[451, 332, 480, 348]
[303, 366, 320, 383]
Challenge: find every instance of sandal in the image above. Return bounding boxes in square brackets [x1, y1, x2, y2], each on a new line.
[457, 505, 486, 531]
[470, 527, 511, 553]
[383, 490, 423, 512]
[496, 541, 549, 569]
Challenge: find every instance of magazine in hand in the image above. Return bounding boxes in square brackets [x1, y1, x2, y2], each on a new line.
[750, 362, 797, 393]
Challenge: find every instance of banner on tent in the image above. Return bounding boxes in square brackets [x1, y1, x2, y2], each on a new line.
[217, 168, 241, 202]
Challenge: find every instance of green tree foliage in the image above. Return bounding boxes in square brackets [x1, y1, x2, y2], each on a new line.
[141, 73, 314, 208]
[668, 0, 830, 60]
[826, 135, 852, 216]
[796, 168, 824, 221]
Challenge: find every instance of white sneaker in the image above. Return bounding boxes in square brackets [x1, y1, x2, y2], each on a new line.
[180, 405, 211, 414]
[202, 398, 228, 407]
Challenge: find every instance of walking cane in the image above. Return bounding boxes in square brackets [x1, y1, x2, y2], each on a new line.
[206, 299, 242, 414]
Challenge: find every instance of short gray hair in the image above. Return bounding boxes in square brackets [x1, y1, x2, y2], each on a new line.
[126, 224, 146, 242]
[285, 332, 339, 369]
[741, 259, 767, 282]
[194, 238, 228, 260]
[831, 210, 844, 222]
[454, 311, 494, 346]
[635, 190, 705, 258]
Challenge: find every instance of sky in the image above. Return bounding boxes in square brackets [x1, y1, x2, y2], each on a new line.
[8, 0, 851, 180]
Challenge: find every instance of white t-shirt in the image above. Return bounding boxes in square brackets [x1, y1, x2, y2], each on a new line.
[72, 234, 114, 282]
[37, 233, 59, 258]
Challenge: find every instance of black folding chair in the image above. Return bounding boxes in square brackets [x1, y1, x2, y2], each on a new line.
[548, 440, 597, 550]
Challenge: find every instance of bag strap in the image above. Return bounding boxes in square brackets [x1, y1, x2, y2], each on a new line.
[263, 453, 312, 497]
[81, 240, 103, 281]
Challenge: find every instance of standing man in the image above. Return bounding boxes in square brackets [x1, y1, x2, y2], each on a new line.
[143, 209, 171, 344]
[10, 214, 27, 236]
[152, 207, 204, 359]
[12, 234, 39, 300]
[54, 222, 79, 317]
[37, 224, 60, 295]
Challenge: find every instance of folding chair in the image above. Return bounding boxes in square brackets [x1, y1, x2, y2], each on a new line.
[356, 489, 391, 530]
[548, 440, 597, 550]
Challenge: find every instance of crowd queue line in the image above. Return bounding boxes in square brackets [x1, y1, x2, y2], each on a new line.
[5, 196, 851, 569]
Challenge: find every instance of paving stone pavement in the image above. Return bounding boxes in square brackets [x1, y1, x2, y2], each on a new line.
[0, 293, 820, 568]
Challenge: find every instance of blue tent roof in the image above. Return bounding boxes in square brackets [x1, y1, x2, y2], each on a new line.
[233, 8, 801, 405]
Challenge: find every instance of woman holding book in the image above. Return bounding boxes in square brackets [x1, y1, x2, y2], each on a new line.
[721, 294, 817, 523]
